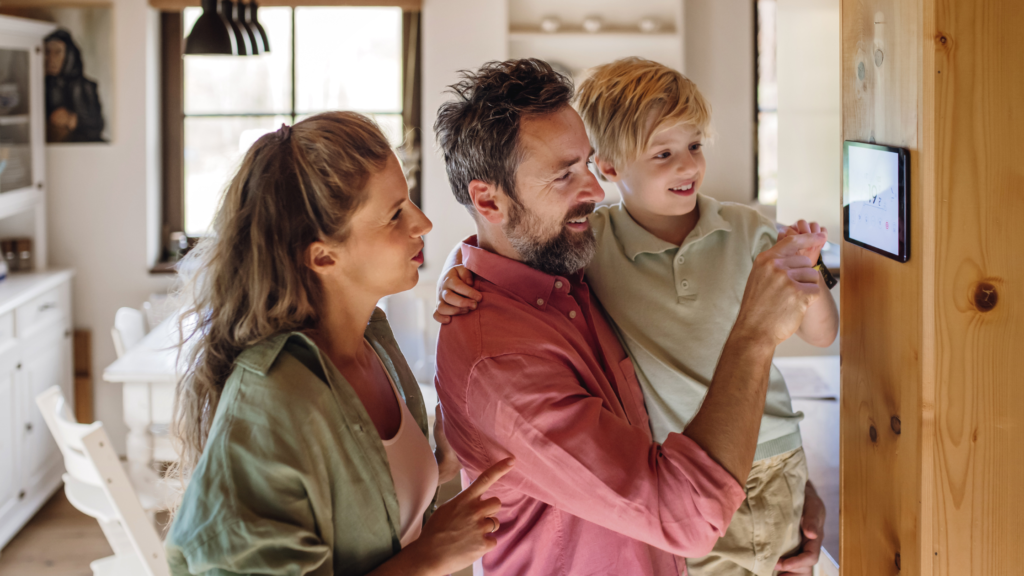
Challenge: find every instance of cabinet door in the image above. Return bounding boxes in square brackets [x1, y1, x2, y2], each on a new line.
[18, 326, 71, 489]
[0, 346, 19, 520]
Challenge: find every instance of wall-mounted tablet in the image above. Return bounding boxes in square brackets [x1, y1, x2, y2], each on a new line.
[843, 141, 910, 262]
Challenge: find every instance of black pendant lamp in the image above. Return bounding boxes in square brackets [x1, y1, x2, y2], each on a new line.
[244, 1, 270, 53]
[184, 0, 236, 55]
[223, 0, 253, 56]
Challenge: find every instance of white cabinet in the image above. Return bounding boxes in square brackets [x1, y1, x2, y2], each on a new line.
[0, 346, 18, 522]
[0, 272, 74, 549]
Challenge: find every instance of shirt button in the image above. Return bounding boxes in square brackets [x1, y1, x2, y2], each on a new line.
[536, 298, 545, 306]
[676, 255, 685, 264]
[680, 280, 690, 290]
[569, 310, 577, 319]
[554, 281, 563, 289]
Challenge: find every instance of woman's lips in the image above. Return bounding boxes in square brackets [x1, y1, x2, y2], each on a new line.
[412, 250, 424, 264]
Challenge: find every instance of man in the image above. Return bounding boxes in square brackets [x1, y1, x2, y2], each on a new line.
[432, 59, 825, 576]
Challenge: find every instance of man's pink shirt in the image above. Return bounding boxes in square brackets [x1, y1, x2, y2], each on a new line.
[434, 237, 747, 575]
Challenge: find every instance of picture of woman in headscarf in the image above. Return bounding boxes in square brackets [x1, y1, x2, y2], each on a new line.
[45, 29, 105, 143]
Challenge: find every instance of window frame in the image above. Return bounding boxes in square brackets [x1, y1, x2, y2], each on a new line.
[157, 6, 420, 270]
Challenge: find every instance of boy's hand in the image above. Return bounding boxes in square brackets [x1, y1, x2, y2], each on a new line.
[433, 265, 483, 324]
[778, 220, 828, 264]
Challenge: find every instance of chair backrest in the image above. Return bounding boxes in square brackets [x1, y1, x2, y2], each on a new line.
[112, 307, 147, 358]
[35, 386, 170, 576]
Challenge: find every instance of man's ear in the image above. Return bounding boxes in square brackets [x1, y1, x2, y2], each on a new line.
[467, 179, 505, 225]
[305, 240, 338, 276]
[594, 155, 622, 183]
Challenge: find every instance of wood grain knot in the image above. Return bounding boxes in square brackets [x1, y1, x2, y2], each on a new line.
[973, 282, 998, 312]
[869, 425, 878, 443]
[857, 61, 865, 80]
[940, 36, 947, 44]
[891, 416, 901, 435]
[895, 552, 902, 571]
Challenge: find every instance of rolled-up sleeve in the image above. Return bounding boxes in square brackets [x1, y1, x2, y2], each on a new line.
[466, 353, 747, 558]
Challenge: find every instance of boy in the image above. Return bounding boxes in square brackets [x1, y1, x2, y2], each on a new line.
[436, 57, 838, 576]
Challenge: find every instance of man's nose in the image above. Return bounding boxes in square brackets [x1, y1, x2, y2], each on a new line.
[579, 170, 605, 204]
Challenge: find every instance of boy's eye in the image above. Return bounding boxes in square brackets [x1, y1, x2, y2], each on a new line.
[655, 151, 671, 159]
[690, 143, 704, 151]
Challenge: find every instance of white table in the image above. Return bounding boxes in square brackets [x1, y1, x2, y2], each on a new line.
[102, 314, 183, 469]
[102, 313, 441, 470]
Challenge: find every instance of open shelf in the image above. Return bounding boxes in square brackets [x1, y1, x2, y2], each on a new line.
[0, 115, 29, 127]
[509, 28, 679, 40]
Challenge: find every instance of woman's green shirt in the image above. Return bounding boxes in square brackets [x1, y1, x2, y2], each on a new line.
[165, 309, 436, 575]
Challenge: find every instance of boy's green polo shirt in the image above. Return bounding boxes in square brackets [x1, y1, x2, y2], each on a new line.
[165, 308, 436, 576]
[587, 194, 803, 461]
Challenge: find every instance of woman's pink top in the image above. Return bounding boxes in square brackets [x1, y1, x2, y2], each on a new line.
[373, 348, 439, 547]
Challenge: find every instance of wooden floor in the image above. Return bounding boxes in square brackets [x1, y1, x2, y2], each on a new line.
[0, 490, 112, 576]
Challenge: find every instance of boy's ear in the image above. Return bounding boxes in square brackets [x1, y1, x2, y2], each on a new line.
[467, 179, 505, 225]
[594, 155, 622, 183]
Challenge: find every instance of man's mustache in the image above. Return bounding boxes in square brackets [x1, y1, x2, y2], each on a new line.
[563, 203, 597, 223]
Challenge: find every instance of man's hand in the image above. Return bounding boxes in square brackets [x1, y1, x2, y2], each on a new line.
[434, 404, 462, 485]
[776, 481, 827, 575]
[778, 220, 829, 264]
[433, 265, 482, 324]
[733, 233, 827, 348]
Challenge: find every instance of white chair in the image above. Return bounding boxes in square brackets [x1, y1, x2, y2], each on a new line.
[111, 307, 147, 359]
[35, 386, 171, 576]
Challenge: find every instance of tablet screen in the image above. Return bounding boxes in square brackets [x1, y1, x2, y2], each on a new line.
[843, 141, 909, 262]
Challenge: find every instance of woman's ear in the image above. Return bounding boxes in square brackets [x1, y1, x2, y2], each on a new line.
[467, 179, 505, 225]
[594, 155, 622, 183]
[305, 240, 338, 276]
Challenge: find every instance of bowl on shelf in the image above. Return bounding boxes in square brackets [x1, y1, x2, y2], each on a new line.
[540, 16, 561, 33]
[582, 16, 603, 33]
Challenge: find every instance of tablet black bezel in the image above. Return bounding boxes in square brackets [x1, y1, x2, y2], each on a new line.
[842, 140, 910, 263]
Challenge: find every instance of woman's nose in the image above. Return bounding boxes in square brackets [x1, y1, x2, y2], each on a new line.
[413, 207, 433, 236]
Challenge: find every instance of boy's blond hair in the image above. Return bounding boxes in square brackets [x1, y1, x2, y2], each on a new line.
[575, 57, 711, 170]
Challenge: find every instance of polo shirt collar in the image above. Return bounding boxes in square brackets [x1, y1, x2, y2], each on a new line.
[461, 236, 581, 309]
[611, 193, 733, 261]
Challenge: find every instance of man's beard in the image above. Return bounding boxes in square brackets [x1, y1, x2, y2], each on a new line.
[504, 201, 597, 278]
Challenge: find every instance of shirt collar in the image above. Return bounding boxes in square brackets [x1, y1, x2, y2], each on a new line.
[461, 236, 582, 309]
[611, 193, 733, 261]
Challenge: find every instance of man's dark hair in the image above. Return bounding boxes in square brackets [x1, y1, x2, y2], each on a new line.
[434, 59, 574, 207]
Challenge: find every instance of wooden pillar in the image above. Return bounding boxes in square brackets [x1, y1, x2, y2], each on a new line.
[840, 0, 1024, 574]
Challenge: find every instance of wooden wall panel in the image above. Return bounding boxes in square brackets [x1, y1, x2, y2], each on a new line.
[842, 0, 1024, 573]
[931, 1, 1024, 573]
[840, 0, 927, 574]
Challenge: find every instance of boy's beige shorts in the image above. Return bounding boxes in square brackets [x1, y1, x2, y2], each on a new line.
[685, 447, 808, 576]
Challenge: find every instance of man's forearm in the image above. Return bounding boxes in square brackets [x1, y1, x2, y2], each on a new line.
[683, 330, 775, 485]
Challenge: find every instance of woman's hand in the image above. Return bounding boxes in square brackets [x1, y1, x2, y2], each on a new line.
[434, 404, 462, 485]
[408, 458, 515, 575]
[433, 265, 482, 324]
[778, 220, 829, 264]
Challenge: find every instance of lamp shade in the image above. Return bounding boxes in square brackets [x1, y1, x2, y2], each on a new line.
[244, 2, 270, 53]
[222, 0, 253, 56]
[184, 0, 236, 55]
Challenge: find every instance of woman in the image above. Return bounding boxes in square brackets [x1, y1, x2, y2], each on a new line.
[166, 112, 512, 575]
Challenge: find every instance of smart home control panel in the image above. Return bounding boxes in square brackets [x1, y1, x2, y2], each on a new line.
[843, 141, 910, 262]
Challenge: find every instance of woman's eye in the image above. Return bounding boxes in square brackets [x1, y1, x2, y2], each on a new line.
[391, 209, 402, 221]
[560, 172, 572, 181]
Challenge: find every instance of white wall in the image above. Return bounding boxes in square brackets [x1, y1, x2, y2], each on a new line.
[683, 0, 756, 205]
[419, 0, 508, 282]
[46, 0, 172, 455]
[775, 0, 841, 234]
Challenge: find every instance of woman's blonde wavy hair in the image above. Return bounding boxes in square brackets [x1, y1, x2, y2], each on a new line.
[169, 111, 392, 497]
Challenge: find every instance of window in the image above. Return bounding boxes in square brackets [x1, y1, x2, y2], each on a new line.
[756, 0, 778, 205]
[179, 7, 405, 236]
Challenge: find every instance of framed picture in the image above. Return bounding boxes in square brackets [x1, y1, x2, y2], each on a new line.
[0, 4, 113, 143]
